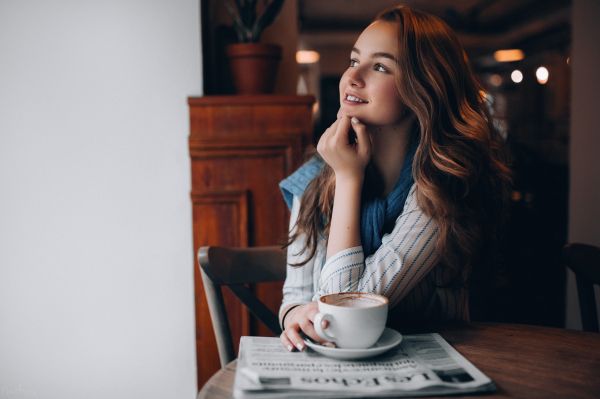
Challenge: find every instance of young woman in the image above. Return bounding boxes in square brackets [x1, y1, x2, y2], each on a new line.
[278, 4, 511, 352]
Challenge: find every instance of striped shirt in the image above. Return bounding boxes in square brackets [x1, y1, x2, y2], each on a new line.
[279, 184, 469, 327]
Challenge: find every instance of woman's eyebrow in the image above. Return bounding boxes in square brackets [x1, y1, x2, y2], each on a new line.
[373, 52, 397, 62]
[352, 47, 397, 62]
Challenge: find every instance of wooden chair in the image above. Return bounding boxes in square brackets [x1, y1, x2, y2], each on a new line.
[198, 246, 287, 367]
[563, 243, 600, 332]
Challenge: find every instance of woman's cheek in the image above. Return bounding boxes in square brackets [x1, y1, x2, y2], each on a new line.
[375, 85, 405, 124]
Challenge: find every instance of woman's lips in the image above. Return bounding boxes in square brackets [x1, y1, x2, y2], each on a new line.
[343, 94, 369, 106]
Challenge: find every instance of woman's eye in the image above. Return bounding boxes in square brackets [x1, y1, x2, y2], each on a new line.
[349, 59, 358, 67]
[374, 63, 388, 73]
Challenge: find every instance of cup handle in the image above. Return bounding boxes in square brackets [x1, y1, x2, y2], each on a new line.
[313, 312, 335, 341]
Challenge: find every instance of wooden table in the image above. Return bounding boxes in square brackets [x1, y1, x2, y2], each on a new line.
[197, 323, 600, 399]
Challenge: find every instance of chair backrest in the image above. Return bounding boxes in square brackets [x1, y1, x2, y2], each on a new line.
[198, 245, 287, 367]
[563, 243, 600, 332]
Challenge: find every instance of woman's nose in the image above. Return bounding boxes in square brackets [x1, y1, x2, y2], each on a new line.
[347, 67, 364, 87]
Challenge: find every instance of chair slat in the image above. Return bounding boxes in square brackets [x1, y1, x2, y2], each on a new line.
[229, 284, 282, 335]
[563, 243, 600, 332]
[198, 245, 287, 367]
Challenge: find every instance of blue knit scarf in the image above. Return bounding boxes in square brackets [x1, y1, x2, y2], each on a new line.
[279, 138, 417, 256]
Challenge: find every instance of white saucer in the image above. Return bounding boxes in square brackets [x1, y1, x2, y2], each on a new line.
[304, 328, 403, 360]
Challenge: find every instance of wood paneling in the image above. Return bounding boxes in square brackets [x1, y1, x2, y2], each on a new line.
[189, 95, 314, 387]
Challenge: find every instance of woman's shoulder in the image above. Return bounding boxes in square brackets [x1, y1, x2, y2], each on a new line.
[397, 184, 435, 224]
[403, 184, 419, 210]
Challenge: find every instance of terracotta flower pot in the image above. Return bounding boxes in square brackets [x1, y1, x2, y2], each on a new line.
[226, 43, 282, 94]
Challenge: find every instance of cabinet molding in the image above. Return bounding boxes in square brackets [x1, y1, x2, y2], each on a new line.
[189, 95, 314, 387]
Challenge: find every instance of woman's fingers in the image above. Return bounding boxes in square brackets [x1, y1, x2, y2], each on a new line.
[282, 321, 331, 352]
[350, 117, 372, 159]
[317, 114, 371, 178]
[299, 313, 329, 344]
[285, 326, 306, 351]
[334, 114, 352, 141]
[319, 115, 352, 155]
[317, 118, 340, 155]
[279, 302, 334, 351]
[279, 331, 295, 352]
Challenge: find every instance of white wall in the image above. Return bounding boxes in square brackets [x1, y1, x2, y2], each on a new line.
[566, 0, 600, 329]
[0, 1, 200, 398]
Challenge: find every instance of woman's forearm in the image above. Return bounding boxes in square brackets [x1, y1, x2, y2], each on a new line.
[326, 175, 363, 259]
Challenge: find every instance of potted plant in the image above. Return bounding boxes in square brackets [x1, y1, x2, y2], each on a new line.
[224, 0, 286, 94]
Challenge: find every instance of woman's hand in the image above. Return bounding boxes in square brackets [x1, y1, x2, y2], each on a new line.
[280, 302, 329, 351]
[317, 113, 372, 182]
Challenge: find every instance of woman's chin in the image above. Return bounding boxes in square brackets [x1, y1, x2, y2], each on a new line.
[351, 114, 378, 126]
[339, 103, 367, 116]
[338, 105, 391, 127]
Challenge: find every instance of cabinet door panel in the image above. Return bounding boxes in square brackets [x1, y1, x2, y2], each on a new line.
[189, 95, 314, 387]
[192, 191, 249, 383]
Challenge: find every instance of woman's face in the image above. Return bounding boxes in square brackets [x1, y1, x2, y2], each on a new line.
[339, 21, 405, 127]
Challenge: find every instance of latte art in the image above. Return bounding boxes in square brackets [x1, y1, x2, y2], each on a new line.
[333, 297, 384, 308]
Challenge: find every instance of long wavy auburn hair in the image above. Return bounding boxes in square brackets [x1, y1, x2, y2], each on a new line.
[287, 5, 511, 286]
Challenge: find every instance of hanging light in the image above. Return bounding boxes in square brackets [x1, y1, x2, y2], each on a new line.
[494, 49, 525, 62]
[489, 74, 503, 87]
[536, 66, 549, 84]
[296, 50, 320, 64]
[511, 70, 523, 83]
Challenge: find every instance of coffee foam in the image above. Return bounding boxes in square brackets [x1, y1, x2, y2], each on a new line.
[333, 296, 384, 308]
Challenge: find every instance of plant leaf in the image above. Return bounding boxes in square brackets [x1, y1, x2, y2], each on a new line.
[225, 0, 284, 42]
[253, 0, 285, 42]
[241, 0, 257, 32]
[224, 0, 247, 41]
[227, 0, 260, 42]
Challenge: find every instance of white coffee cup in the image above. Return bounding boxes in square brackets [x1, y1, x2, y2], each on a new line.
[313, 292, 389, 349]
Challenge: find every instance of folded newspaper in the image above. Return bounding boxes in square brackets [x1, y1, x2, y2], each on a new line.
[234, 333, 495, 398]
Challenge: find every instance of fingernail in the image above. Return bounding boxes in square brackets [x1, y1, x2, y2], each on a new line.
[296, 343, 304, 351]
[287, 345, 294, 352]
[351, 117, 359, 124]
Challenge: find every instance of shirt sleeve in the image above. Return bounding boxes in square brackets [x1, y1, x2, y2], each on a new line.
[316, 185, 440, 308]
[279, 196, 315, 324]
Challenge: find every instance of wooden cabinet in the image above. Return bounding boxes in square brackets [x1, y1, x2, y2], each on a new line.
[188, 95, 315, 387]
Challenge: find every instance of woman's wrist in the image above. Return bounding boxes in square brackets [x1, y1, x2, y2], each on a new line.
[281, 304, 301, 329]
[334, 172, 364, 190]
[326, 171, 363, 258]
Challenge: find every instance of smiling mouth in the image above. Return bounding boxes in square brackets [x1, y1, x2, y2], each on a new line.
[345, 94, 368, 103]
